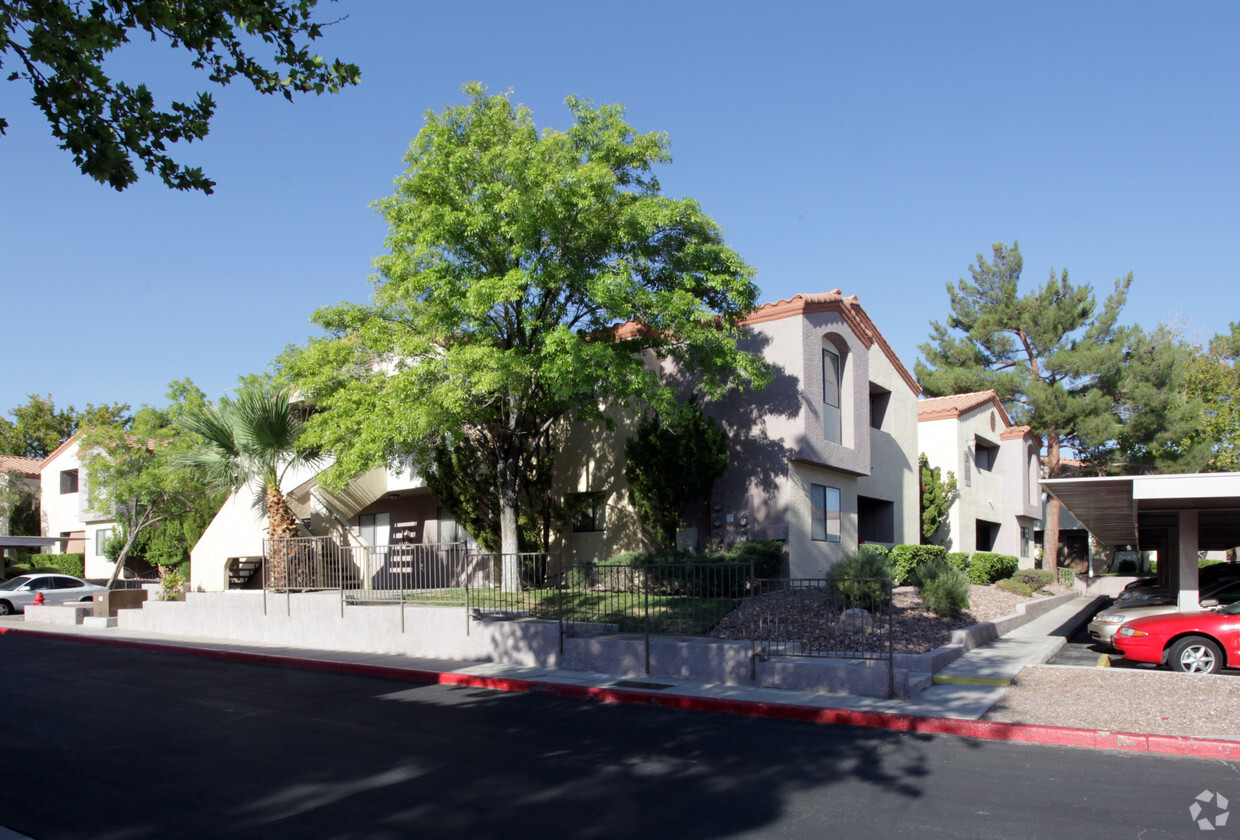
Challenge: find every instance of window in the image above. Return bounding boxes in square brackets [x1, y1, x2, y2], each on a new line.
[868, 385, 890, 431]
[96, 529, 112, 557]
[572, 492, 606, 532]
[857, 495, 894, 544]
[60, 469, 79, 494]
[810, 484, 841, 542]
[976, 520, 998, 552]
[975, 438, 998, 472]
[357, 512, 391, 548]
[822, 347, 840, 408]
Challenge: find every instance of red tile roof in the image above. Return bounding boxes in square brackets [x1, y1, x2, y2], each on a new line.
[917, 389, 1014, 427]
[0, 455, 42, 478]
[741, 291, 921, 396]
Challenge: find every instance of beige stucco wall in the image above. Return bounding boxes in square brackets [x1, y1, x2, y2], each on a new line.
[918, 405, 1040, 564]
[40, 439, 119, 577]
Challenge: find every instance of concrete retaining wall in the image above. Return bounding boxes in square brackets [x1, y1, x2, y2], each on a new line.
[1073, 575, 1145, 597]
[22, 588, 1082, 700]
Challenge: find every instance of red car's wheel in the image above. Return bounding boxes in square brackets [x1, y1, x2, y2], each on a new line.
[1168, 636, 1223, 674]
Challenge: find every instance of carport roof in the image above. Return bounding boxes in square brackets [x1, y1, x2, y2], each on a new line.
[1041, 472, 1240, 550]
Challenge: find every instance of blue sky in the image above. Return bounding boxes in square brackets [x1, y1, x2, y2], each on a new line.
[2, 1, 1237, 418]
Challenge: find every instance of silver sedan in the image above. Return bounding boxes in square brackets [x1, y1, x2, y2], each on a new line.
[0, 574, 104, 615]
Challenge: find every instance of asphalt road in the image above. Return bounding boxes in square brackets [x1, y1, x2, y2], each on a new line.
[1, 635, 1236, 840]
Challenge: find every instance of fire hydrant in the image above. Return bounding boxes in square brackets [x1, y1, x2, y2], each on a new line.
[32, 590, 45, 606]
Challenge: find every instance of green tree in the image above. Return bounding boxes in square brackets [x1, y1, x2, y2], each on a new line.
[1, 0, 359, 193]
[1182, 323, 1240, 471]
[1089, 324, 1214, 474]
[916, 241, 1131, 569]
[624, 400, 728, 549]
[918, 453, 957, 544]
[79, 408, 198, 588]
[0, 468, 37, 537]
[177, 389, 321, 574]
[0, 393, 130, 458]
[285, 84, 767, 590]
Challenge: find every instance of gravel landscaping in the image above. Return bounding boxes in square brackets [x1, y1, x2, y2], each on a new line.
[711, 582, 1073, 654]
[984, 665, 1240, 738]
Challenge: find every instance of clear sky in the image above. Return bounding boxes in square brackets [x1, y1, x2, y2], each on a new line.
[2, 1, 1237, 418]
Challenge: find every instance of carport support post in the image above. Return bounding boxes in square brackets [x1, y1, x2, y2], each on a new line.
[1176, 510, 1199, 612]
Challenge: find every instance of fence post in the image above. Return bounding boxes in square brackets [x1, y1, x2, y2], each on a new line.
[644, 562, 651, 675]
[557, 552, 564, 658]
[887, 576, 895, 699]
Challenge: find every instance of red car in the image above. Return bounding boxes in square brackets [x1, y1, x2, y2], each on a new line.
[1114, 601, 1240, 674]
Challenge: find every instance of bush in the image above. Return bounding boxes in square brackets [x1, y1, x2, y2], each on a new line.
[43, 553, 85, 578]
[969, 553, 1019, 585]
[825, 545, 893, 609]
[908, 555, 952, 590]
[564, 562, 595, 589]
[995, 578, 1034, 597]
[1010, 569, 1054, 590]
[946, 552, 972, 574]
[1116, 558, 1137, 574]
[920, 565, 971, 615]
[719, 540, 785, 579]
[1057, 568, 1075, 588]
[888, 544, 948, 585]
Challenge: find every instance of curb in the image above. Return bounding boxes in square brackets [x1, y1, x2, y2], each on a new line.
[4, 625, 1238, 761]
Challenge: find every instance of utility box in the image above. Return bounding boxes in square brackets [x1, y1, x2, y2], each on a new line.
[92, 589, 148, 618]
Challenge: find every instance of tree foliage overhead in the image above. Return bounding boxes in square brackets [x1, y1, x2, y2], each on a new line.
[624, 400, 728, 550]
[1, 0, 359, 192]
[916, 241, 1131, 567]
[285, 84, 767, 583]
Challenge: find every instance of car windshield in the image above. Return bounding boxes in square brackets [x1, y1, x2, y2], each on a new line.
[0, 576, 33, 591]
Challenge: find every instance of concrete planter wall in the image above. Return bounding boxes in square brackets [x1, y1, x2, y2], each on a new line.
[19, 588, 1081, 700]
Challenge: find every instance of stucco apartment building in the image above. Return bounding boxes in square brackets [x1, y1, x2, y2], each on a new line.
[917, 390, 1042, 565]
[190, 290, 925, 589]
[38, 432, 121, 579]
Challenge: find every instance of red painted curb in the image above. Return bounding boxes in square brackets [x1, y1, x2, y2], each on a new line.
[5, 625, 1238, 760]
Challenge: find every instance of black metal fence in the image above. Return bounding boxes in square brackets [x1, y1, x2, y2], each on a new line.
[261, 539, 894, 690]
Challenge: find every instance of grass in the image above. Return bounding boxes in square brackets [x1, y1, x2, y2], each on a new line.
[401, 586, 740, 635]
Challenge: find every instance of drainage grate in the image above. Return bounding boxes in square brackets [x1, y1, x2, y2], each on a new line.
[610, 680, 674, 691]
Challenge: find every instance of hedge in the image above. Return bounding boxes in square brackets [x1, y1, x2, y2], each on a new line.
[39, 553, 86, 578]
[888, 544, 948, 585]
[969, 552, 1019, 585]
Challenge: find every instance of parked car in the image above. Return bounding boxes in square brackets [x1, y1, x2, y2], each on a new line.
[1115, 563, 1240, 603]
[0, 574, 104, 615]
[1091, 578, 1240, 646]
[1114, 600, 1240, 674]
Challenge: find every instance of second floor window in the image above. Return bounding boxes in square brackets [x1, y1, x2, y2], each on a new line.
[60, 469, 79, 494]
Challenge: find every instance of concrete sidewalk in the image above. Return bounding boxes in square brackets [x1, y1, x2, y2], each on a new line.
[3, 596, 1237, 760]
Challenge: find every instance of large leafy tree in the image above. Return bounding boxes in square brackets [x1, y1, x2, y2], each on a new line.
[1, 0, 359, 192]
[1182, 323, 1240, 471]
[916, 241, 1131, 569]
[624, 400, 728, 549]
[78, 380, 221, 586]
[286, 85, 767, 590]
[0, 393, 129, 458]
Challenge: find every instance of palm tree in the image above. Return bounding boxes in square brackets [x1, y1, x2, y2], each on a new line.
[178, 390, 322, 586]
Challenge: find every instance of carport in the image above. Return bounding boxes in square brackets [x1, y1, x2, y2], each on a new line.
[1042, 472, 1240, 610]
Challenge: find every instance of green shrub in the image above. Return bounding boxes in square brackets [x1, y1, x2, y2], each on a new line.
[920, 565, 971, 615]
[888, 544, 948, 585]
[43, 553, 85, 578]
[719, 540, 785, 579]
[1010, 569, 1054, 590]
[946, 552, 972, 574]
[825, 546, 893, 609]
[565, 562, 595, 589]
[995, 578, 1035, 597]
[909, 555, 952, 590]
[1057, 568, 1075, 588]
[1116, 558, 1137, 574]
[969, 553, 1019, 585]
